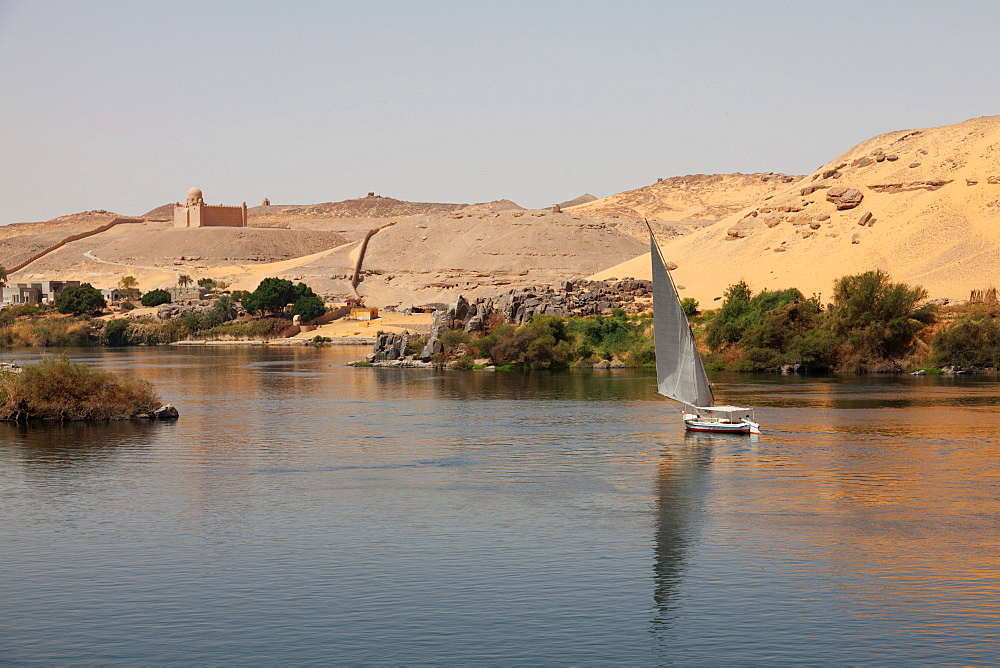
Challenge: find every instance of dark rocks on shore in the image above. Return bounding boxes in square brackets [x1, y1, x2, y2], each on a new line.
[137, 404, 180, 419]
[364, 278, 656, 367]
[371, 332, 414, 362]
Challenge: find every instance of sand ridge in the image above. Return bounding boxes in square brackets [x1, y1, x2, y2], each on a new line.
[568, 172, 804, 221]
[592, 116, 1000, 305]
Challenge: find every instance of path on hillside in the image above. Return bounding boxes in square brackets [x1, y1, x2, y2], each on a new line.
[84, 250, 185, 280]
[221, 240, 361, 291]
[8, 217, 143, 275]
[82, 239, 361, 292]
[349, 222, 397, 290]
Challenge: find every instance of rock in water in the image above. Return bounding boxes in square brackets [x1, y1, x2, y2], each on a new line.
[153, 404, 180, 419]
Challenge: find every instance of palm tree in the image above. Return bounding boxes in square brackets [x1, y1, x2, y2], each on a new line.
[177, 274, 193, 288]
[211, 294, 239, 322]
[0, 265, 7, 286]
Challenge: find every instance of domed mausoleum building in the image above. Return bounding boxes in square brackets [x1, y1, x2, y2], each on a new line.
[174, 187, 247, 228]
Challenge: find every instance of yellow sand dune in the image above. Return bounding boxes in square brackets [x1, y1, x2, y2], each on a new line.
[592, 116, 1000, 305]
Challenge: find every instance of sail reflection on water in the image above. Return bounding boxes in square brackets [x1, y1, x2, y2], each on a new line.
[650, 434, 714, 638]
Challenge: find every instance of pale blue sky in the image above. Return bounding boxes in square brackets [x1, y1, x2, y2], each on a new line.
[1, 0, 998, 224]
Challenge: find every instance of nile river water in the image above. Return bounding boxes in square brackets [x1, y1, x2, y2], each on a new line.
[2, 346, 999, 664]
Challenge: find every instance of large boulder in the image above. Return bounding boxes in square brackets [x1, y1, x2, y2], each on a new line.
[826, 187, 864, 210]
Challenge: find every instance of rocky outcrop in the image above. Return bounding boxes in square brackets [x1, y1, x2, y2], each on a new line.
[156, 301, 227, 320]
[359, 332, 434, 367]
[867, 180, 953, 193]
[373, 332, 415, 362]
[826, 187, 864, 210]
[407, 279, 654, 363]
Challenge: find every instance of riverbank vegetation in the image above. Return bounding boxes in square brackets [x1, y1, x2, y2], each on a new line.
[436, 311, 655, 370]
[427, 271, 997, 374]
[0, 356, 161, 421]
[699, 270, 938, 373]
[2, 271, 996, 374]
[1, 277, 324, 348]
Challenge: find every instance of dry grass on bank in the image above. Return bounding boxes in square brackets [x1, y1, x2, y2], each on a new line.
[0, 357, 161, 421]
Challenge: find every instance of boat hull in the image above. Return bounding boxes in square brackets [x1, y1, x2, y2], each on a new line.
[683, 413, 761, 434]
[684, 420, 754, 434]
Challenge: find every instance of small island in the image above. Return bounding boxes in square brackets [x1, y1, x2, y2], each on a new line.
[0, 357, 177, 422]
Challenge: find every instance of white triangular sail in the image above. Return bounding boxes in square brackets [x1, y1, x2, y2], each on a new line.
[650, 232, 714, 409]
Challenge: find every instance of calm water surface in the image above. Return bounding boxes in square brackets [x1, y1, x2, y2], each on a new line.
[2, 346, 999, 664]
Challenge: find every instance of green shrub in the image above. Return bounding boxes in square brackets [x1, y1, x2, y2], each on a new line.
[0, 304, 43, 326]
[441, 328, 469, 351]
[825, 270, 935, 366]
[292, 293, 326, 322]
[467, 326, 514, 361]
[141, 289, 171, 307]
[119, 320, 175, 345]
[55, 284, 106, 315]
[488, 316, 570, 369]
[200, 318, 286, 340]
[243, 278, 320, 316]
[930, 317, 1000, 368]
[101, 318, 130, 346]
[706, 282, 805, 351]
[565, 313, 652, 363]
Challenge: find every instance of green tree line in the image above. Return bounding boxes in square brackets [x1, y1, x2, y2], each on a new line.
[426, 270, 999, 373]
[0, 277, 327, 347]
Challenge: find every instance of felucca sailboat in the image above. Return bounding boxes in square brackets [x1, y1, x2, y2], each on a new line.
[649, 227, 761, 434]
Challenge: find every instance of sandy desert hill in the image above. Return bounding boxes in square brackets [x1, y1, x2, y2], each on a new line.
[9, 221, 351, 293]
[238, 209, 683, 308]
[593, 116, 1000, 305]
[557, 194, 599, 208]
[136, 195, 524, 235]
[347, 209, 654, 307]
[246, 194, 523, 225]
[0, 210, 123, 269]
[568, 172, 804, 221]
[2, 192, 690, 306]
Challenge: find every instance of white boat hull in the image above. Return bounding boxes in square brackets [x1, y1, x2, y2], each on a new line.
[684, 413, 761, 434]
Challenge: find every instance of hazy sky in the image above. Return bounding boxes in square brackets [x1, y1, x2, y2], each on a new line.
[1, 0, 998, 225]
